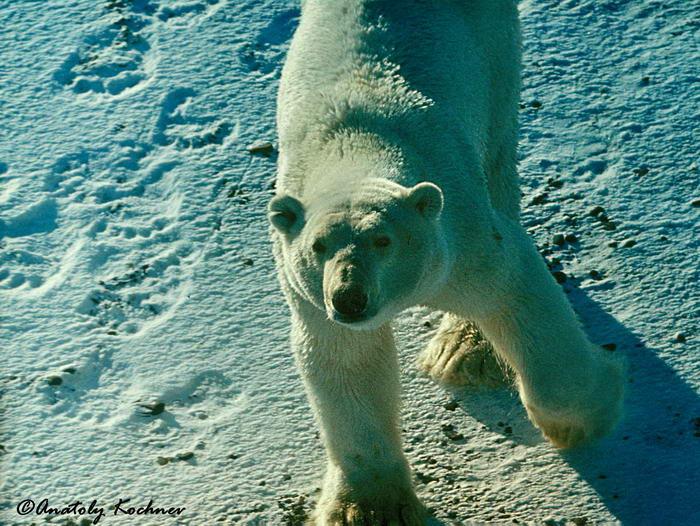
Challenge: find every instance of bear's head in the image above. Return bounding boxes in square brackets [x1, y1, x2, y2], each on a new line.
[268, 179, 449, 330]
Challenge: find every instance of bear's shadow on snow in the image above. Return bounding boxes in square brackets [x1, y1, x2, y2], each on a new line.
[455, 286, 700, 524]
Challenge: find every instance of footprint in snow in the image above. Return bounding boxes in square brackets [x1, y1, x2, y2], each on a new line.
[152, 88, 233, 149]
[239, 7, 299, 76]
[53, 7, 155, 98]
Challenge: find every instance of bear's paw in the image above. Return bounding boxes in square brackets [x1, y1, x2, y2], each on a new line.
[314, 496, 426, 526]
[419, 315, 511, 388]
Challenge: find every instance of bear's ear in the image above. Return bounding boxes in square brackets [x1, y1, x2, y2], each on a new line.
[406, 182, 443, 220]
[268, 194, 305, 236]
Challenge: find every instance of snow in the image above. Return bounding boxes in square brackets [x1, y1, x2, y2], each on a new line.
[1, 0, 698, 524]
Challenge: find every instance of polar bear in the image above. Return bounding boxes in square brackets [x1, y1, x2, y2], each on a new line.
[268, 1, 624, 523]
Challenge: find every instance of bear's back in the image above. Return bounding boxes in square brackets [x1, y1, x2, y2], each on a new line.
[277, 0, 521, 216]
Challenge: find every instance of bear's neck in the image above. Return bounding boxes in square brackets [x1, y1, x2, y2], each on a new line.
[301, 130, 422, 199]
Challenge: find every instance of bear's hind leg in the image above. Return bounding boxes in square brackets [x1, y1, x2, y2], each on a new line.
[418, 313, 512, 388]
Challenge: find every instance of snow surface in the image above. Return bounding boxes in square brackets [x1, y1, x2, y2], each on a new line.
[1, 0, 698, 524]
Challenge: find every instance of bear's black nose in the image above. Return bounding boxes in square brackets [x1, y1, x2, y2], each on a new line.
[331, 287, 368, 320]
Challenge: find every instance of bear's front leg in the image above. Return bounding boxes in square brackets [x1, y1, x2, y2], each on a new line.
[290, 301, 426, 526]
[470, 221, 624, 448]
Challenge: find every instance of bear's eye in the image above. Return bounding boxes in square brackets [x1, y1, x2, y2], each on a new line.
[312, 240, 326, 254]
[373, 236, 391, 248]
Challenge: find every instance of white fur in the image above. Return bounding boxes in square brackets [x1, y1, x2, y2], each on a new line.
[270, 1, 624, 523]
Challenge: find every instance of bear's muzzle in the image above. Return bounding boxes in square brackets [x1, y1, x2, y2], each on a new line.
[330, 285, 369, 322]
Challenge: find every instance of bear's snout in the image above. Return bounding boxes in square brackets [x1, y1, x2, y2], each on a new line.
[330, 286, 368, 321]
